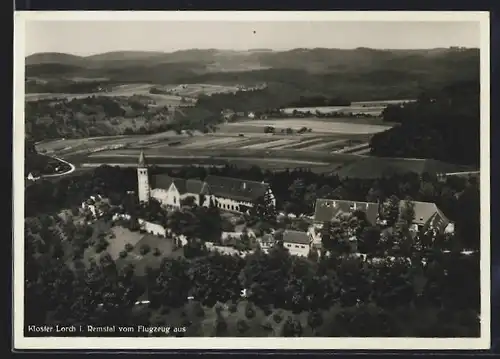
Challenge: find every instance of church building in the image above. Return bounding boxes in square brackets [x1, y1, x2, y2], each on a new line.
[137, 151, 276, 213]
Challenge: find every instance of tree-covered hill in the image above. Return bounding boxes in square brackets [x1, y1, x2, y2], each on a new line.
[25, 48, 479, 101]
[370, 80, 480, 166]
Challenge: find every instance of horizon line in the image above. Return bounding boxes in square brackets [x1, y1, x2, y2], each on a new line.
[26, 46, 479, 58]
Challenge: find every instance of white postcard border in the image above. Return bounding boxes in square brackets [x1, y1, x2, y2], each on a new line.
[13, 10, 491, 350]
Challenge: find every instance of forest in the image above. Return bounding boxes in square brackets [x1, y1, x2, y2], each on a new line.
[371, 80, 480, 166]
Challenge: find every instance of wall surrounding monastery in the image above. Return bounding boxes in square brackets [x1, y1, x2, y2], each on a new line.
[211, 195, 253, 213]
[138, 219, 167, 237]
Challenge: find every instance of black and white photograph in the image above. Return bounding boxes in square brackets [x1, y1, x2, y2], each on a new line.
[13, 11, 490, 350]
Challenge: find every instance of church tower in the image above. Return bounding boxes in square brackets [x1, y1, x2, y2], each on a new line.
[137, 151, 150, 203]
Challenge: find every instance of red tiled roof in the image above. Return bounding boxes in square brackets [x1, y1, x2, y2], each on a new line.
[282, 230, 311, 245]
[204, 175, 269, 202]
[314, 199, 379, 224]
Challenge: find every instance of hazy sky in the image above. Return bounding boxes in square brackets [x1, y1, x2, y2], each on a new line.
[25, 21, 480, 56]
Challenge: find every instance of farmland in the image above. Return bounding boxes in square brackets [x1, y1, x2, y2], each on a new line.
[34, 115, 395, 174]
[25, 82, 258, 105]
[281, 99, 415, 116]
[25, 83, 194, 107]
[220, 118, 392, 134]
[151, 83, 254, 98]
[32, 102, 468, 178]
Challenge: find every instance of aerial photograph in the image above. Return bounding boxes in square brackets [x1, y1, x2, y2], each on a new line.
[20, 16, 483, 342]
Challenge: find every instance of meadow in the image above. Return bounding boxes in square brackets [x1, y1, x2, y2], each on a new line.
[155, 83, 242, 97]
[221, 118, 392, 134]
[25, 83, 191, 107]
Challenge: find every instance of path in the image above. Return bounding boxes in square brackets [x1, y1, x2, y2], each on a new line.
[40, 156, 76, 178]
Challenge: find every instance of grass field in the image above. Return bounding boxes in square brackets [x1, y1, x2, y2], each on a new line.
[282, 105, 386, 116]
[107, 226, 144, 260]
[116, 233, 184, 276]
[281, 99, 415, 117]
[25, 83, 192, 107]
[221, 118, 391, 134]
[157, 83, 241, 98]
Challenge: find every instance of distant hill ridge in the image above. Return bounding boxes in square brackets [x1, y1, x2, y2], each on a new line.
[26, 47, 479, 69]
[25, 47, 479, 101]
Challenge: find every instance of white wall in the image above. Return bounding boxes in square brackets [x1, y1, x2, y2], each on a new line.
[265, 188, 277, 208]
[137, 168, 150, 202]
[138, 219, 166, 237]
[151, 184, 181, 208]
[445, 222, 455, 234]
[308, 225, 322, 245]
[283, 241, 310, 257]
[213, 196, 253, 213]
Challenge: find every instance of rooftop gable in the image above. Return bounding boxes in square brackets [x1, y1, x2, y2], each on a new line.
[400, 200, 448, 226]
[204, 175, 270, 202]
[151, 175, 186, 193]
[314, 199, 379, 224]
[282, 230, 311, 245]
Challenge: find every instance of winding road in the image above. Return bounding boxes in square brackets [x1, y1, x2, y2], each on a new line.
[40, 156, 76, 178]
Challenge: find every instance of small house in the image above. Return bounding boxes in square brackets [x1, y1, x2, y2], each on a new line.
[282, 230, 312, 257]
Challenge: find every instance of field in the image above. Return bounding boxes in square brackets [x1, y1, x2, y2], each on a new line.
[115, 233, 184, 276]
[71, 224, 183, 274]
[25, 83, 193, 107]
[36, 112, 467, 178]
[154, 83, 243, 97]
[25, 82, 251, 105]
[281, 99, 415, 116]
[220, 118, 392, 134]
[36, 115, 390, 174]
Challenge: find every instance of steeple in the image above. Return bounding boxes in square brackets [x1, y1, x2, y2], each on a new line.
[138, 151, 147, 168]
[137, 151, 150, 203]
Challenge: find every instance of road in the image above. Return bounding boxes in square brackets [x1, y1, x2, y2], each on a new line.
[40, 156, 76, 178]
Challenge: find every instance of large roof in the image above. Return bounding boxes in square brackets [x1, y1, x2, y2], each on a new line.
[403, 200, 450, 229]
[313, 198, 450, 231]
[314, 199, 380, 224]
[282, 230, 311, 245]
[151, 175, 185, 192]
[186, 179, 209, 194]
[150, 174, 269, 202]
[204, 175, 269, 203]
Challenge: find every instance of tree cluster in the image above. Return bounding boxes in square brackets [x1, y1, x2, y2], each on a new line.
[371, 80, 479, 166]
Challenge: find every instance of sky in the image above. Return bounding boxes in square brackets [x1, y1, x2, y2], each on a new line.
[25, 20, 480, 56]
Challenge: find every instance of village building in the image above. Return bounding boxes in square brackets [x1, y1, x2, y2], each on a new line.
[27, 171, 41, 181]
[309, 198, 454, 244]
[257, 233, 276, 252]
[282, 230, 312, 257]
[137, 151, 276, 214]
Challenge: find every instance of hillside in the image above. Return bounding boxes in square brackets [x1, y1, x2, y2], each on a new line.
[369, 80, 480, 166]
[25, 48, 479, 101]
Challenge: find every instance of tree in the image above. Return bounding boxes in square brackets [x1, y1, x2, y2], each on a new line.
[148, 258, 191, 308]
[307, 248, 319, 262]
[321, 217, 353, 255]
[398, 199, 416, 232]
[282, 316, 303, 337]
[250, 194, 276, 224]
[358, 226, 382, 255]
[307, 311, 323, 334]
[180, 196, 197, 207]
[380, 195, 400, 226]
